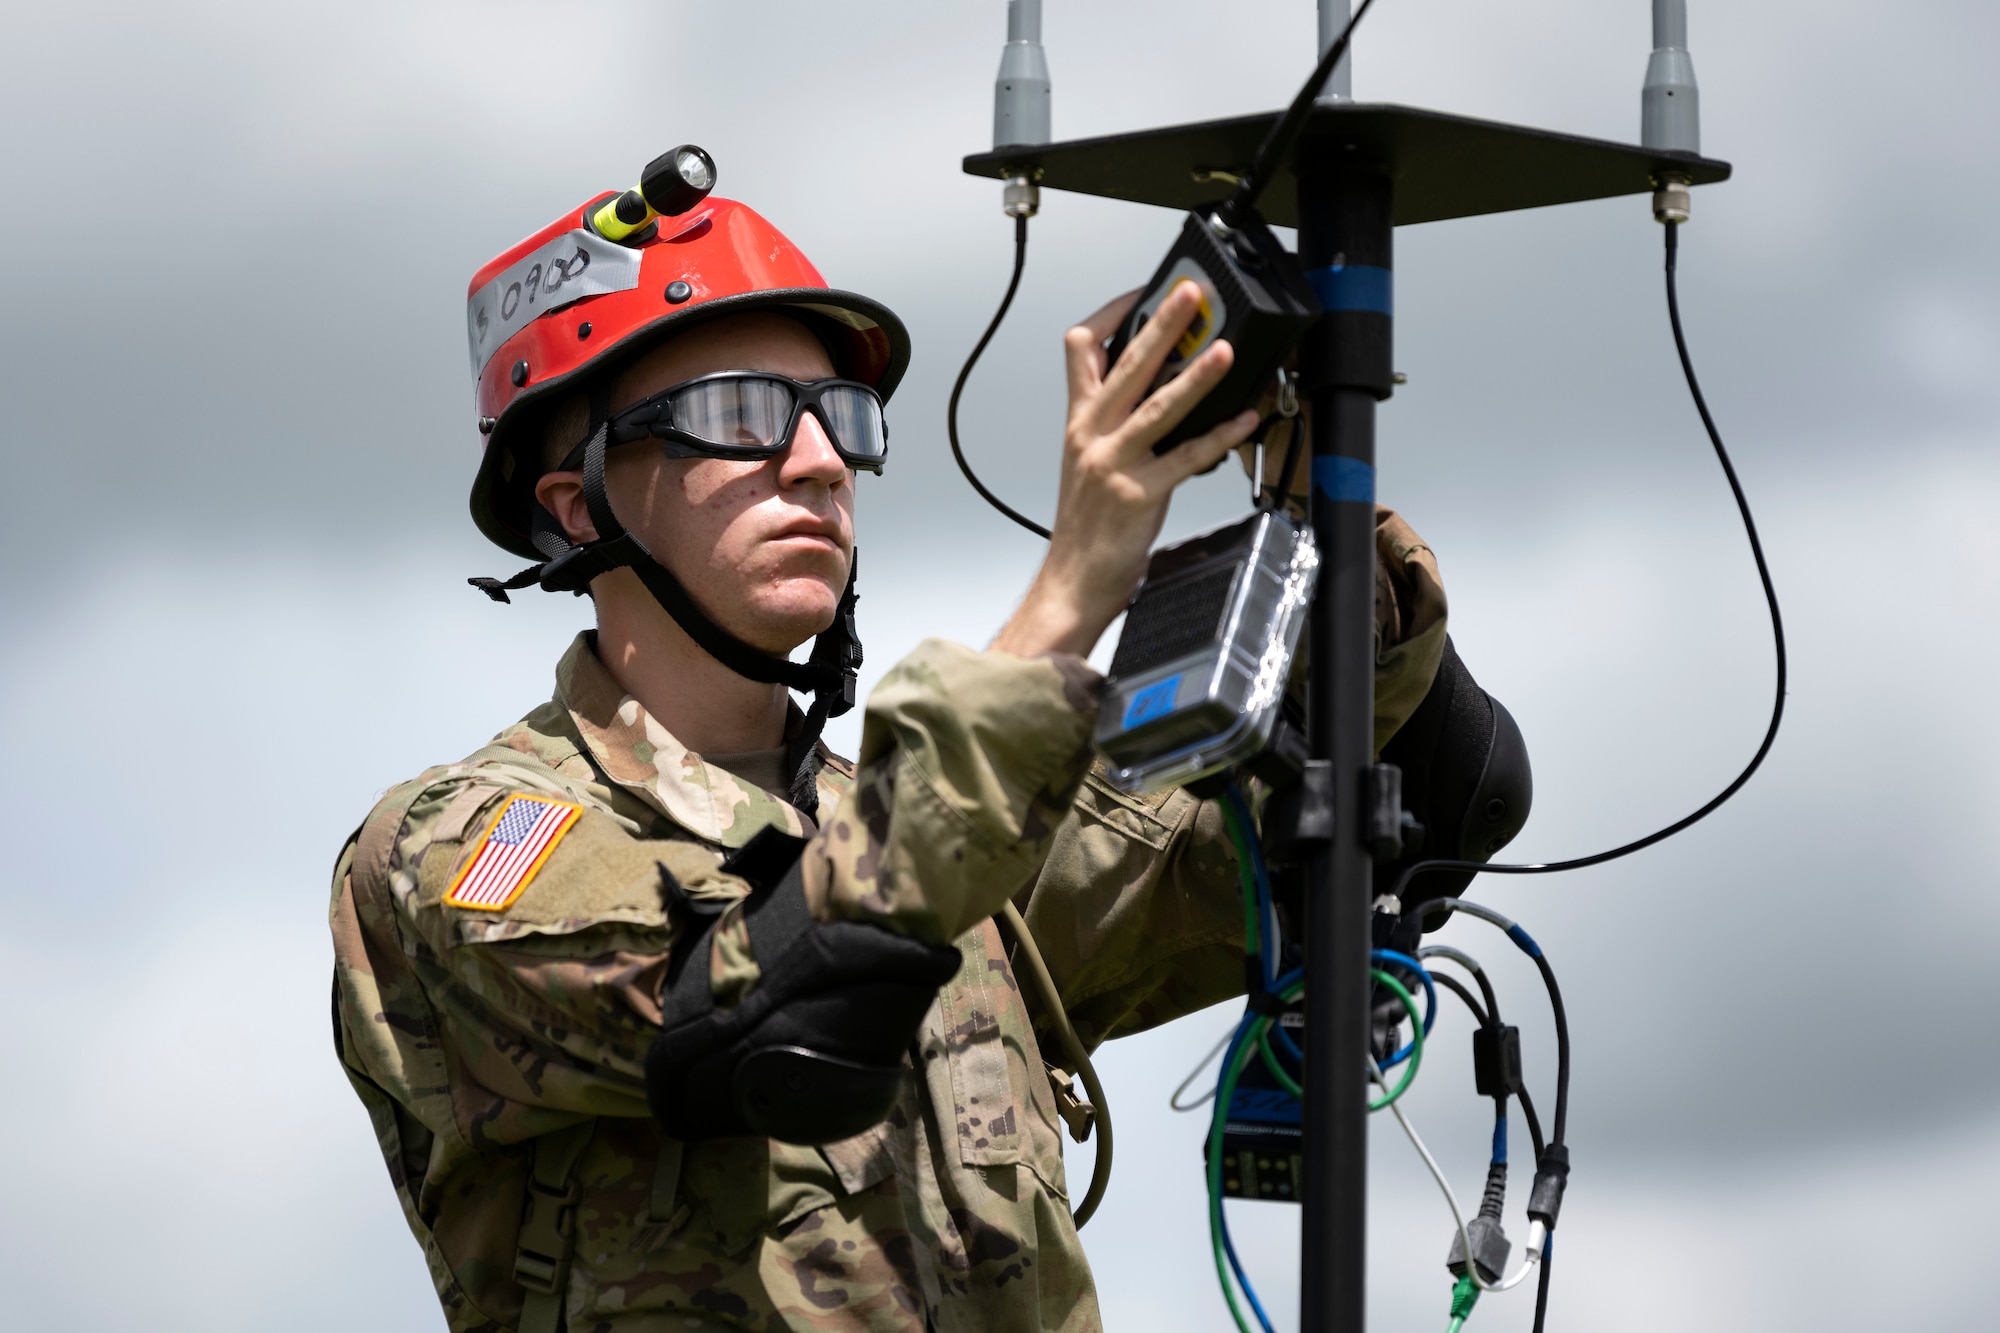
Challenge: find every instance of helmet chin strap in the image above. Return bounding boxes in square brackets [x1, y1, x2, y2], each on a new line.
[470, 405, 861, 819]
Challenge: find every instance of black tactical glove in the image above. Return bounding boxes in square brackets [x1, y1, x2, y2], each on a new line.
[646, 829, 962, 1145]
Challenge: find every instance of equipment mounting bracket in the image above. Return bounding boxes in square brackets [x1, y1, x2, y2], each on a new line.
[963, 101, 1729, 227]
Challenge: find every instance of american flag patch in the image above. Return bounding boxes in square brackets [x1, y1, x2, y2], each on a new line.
[444, 794, 582, 911]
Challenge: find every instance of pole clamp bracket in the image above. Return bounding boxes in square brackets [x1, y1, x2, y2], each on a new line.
[1261, 759, 1334, 866]
[1365, 763, 1422, 862]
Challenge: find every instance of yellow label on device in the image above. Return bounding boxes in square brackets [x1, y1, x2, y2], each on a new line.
[1175, 286, 1215, 359]
[1133, 259, 1228, 380]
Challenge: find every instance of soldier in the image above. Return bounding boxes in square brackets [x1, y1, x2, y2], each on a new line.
[330, 171, 1462, 1332]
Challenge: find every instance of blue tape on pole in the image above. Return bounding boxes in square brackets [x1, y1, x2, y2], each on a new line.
[1306, 263, 1392, 315]
[1313, 456, 1375, 504]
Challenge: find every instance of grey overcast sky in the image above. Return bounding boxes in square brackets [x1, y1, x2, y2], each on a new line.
[2, 2, 1997, 1330]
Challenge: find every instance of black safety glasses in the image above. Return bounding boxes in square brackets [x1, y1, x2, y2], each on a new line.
[606, 371, 888, 471]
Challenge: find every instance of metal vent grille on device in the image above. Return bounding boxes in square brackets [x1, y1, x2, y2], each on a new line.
[1109, 563, 1240, 677]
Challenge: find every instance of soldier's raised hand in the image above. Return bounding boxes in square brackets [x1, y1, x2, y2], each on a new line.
[992, 281, 1260, 658]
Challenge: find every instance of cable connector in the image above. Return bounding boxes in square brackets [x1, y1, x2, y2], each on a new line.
[1444, 1270, 1479, 1333]
[1471, 1025, 1522, 1098]
[1445, 1214, 1512, 1285]
[1002, 171, 1041, 219]
[1527, 1144, 1570, 1231]
[1652, 172, 1691, 225]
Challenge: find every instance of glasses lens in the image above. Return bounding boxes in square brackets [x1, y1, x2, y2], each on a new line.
[673, 378, 792, 448]
[819, 386, 887, 462]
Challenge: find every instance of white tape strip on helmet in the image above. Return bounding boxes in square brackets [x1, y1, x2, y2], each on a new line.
[465, 228, 644, 378]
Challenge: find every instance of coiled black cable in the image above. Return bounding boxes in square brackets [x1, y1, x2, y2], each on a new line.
[1408, 221, 1740, 1325]
[1403, 220, 1753, 1331]
[1410, 900, 1567, 1331]
[1390, 218, 1787, 907]
[1430, 970, 1489, 1027]
[948, 215, 1116, 1227]
[1424, 962, 1545, 1161]
[947, 215, 1052, 539]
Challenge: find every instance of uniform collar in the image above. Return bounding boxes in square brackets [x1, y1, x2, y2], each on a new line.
[553, 632, 812, 848]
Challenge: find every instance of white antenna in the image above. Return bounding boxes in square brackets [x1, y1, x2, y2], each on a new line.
[993, 0, 1050, 216]
[994, 0, 1051, 148]
[1317, 0, 1353, 101]
[1641, 0, 1700, 153]
[1642, 0, 1701, 222]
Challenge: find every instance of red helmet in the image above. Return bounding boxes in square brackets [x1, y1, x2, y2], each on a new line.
[466, 189, 910, 560]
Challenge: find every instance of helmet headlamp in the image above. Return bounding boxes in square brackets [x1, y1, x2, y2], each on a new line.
[593, 143, 719, 243]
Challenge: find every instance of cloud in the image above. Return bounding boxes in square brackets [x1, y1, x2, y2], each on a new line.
[3, 1, 1998, 1328]
[1079, 1011, 2000, 1332]
[4, 0, 1996, 583]
[2, 421, 1997, 1326]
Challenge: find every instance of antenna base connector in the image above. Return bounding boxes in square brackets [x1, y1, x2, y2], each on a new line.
[1651, 173, 1692, 225]
[1002, 171, 1042, 219]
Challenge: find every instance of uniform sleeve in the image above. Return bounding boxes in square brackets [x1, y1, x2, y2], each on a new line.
[1373, 505, 1449, 755]
[1016, 776, 1244, 1051]
[337, 641, 1102, 1147]
[805, 638, 1103, 945]
[333, 766, 750, 1149]
[1019, 506, 1452, 1050]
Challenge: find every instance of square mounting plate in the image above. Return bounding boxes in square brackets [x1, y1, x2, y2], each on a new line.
[963, 101, 1730, 227]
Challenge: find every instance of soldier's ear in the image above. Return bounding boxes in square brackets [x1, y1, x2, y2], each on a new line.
[533, 471, 598, 547]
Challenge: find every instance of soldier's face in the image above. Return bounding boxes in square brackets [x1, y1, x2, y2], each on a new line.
[603, 313, 855, 653]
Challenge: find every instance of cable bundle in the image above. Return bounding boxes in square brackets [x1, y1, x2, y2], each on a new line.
[1199, 785, 1573, 1333]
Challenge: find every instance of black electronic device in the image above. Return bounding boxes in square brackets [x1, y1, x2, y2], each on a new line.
[1091, 1, 1383, 457]
[1103, 209, 1317, 453]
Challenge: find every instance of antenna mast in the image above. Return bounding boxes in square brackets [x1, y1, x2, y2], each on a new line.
[993, 0, 1051, 217]
[1643, 0, 1701, 221]
[1318, 0, 1353, 101]
[1641, 0, 1699, 153]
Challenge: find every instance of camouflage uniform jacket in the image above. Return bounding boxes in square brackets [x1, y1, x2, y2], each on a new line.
[330, 511, 1446, 1333]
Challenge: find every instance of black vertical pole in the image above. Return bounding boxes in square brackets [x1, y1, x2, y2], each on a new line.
[1295, 152, 1394, 1332]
